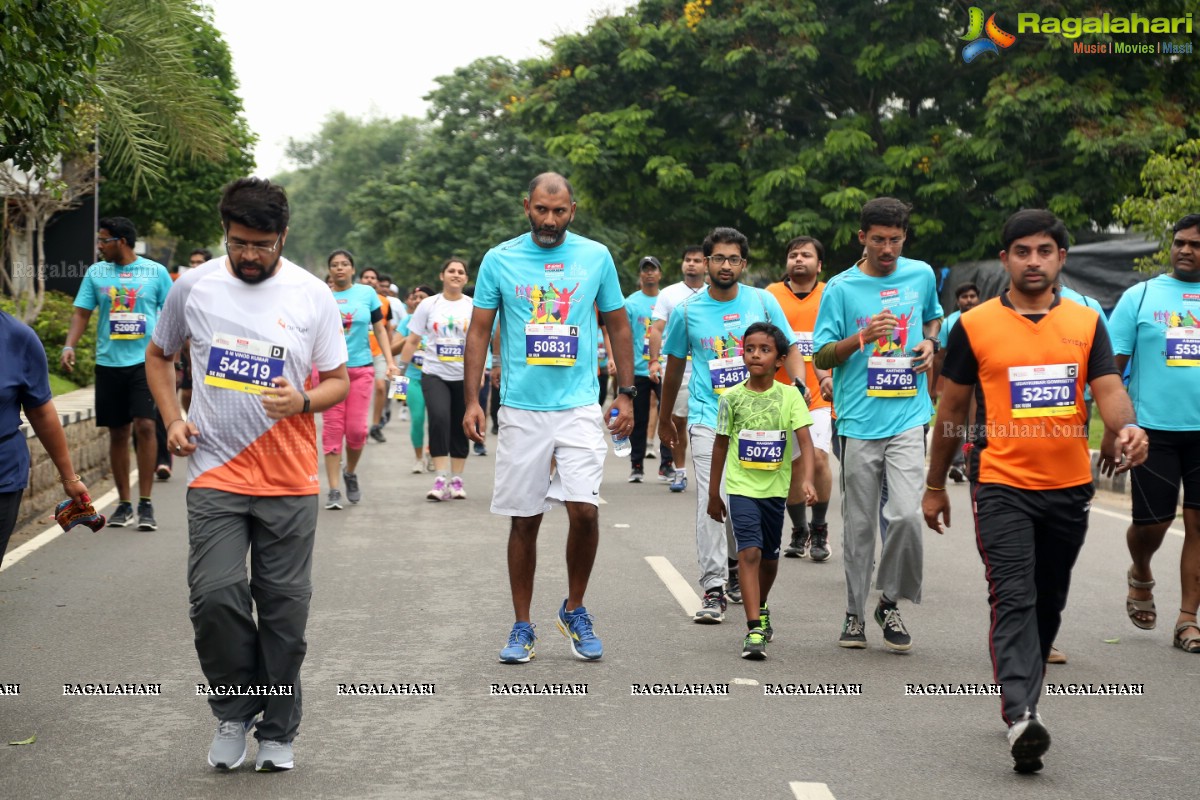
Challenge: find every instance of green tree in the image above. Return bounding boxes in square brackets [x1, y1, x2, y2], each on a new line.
[1116, 138, 1200, 273]
[346, 57, 571, 289]
[275, 113, 426, 272]
[0, 0, 111, 174]
[517, 0, 1199, 272]
[97, 3, 256, 256]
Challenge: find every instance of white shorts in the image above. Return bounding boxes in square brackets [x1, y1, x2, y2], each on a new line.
[672, 381, 691, 419]
[372, 353, 387, 380]
[797, 407, 833, 455]
[492, 405, 607, 517]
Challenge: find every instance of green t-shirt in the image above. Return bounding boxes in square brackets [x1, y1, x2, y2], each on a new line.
[716, 381, 813, 498]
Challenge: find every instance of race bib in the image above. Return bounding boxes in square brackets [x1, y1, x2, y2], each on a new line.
[597, 342, 607, 361]
[866, 356, 916, 397]
[1008, 364, 1078, 418]
[412, 349, 425, 369]
[109, 312, 146, 340]
[435, 336, 465, 363]
[708, 356, 747, 394]
[526, 324, 578, 366]
[738, 430, 786, 471]
[390, 374, 409, 401]
[793, 331, 814, 361]
[1166, 327, 1200, 366]
[204, 333, 286, 395]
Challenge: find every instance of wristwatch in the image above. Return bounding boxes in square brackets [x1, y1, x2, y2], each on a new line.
[925, 336, 941, 353]
[300, 390, 311, 414]
[617, 386, 637, 399]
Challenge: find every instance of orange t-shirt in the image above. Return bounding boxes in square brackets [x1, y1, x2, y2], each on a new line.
[368, 294, 390, 357]
[955, 297, 1102, 489]
[766, 280, 830, 411]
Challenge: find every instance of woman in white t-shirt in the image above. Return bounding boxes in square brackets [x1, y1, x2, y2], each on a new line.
[397, 258, 474, 501]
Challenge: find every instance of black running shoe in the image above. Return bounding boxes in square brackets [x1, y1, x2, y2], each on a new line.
[784, 527, 808, 558]
[808, 522, 831, 562]
[874, 600, 912, 652]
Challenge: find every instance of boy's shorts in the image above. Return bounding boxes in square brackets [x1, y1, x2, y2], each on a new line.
[728, 495, 786, 560]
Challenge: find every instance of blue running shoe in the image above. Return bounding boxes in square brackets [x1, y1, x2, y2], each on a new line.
[556, 600, 603, 661]
[669, 470, 688, 493]
[499, 622, 537, 663]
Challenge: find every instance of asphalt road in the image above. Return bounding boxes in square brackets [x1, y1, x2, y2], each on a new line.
[0, 412, 1194, 800]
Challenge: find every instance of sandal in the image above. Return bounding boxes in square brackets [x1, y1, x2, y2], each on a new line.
[1126, 568, 1156, 630]
[1175, 617, 1200, 653]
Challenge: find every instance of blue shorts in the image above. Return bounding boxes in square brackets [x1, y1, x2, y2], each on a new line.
[728, 495, 786, 561]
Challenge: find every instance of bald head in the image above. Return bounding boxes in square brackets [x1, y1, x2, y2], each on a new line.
[528, 172, 574, 203]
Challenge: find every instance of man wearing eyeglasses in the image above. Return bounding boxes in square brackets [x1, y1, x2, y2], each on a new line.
[61, 216, 173, 530]
[145, 178, 350, 772]
[813, 197, 943, 652]
[659, 226, 805, 624]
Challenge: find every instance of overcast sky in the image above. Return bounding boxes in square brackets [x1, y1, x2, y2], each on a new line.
[203, 0, 630, 177]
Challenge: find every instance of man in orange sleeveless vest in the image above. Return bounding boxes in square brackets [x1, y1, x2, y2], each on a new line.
[923, 209, 1148, 775]
[766, 236, 834, 560]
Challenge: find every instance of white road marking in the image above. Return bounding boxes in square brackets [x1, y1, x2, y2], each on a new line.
[790, 781, 837, 800]
[1090, 505, 1184, 538]
[733, 678, 759, 686]
[644, 555, 701, 616]
[613, 523, 630, 528]
[1, 476, 130, 572]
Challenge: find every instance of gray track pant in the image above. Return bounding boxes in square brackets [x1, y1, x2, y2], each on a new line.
[839, 426, 925, 620]
[689, 425, 737, 592]
[187, 488, 317, 742]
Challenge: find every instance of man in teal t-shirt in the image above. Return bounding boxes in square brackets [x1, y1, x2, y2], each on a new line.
[659, 226, 804, 624]
[62, 216, 173, 530]
[463, 172, 635, 665]
[1108, 213, 1200, 654]
[624, 255, 671, 482]
[813, 197, 943, 653]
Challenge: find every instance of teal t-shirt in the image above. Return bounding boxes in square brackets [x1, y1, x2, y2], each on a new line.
[1060, 285, 1107, 402]
[474, 231, 624, 411]
[333, 284, 381, 367]
[1109, 274, 1200, 431]
[662, 285, 796, 429]
[938, 309, 961, 349]
[624, 290, 660, 378]
[717, 380, 813, 499]
[813, 256, 943, 440]
[73, 256, 173, 367]
[397, 314, 425, 373]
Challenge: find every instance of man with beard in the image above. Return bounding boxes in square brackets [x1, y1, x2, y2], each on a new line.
[659, 227, 804, 624]
[145, 178, 349, 772]
[924, 208, 1146, 772]
[813, 198, 943, 652]
[767, 236, 835, 561]
[463, 172, 634, 663]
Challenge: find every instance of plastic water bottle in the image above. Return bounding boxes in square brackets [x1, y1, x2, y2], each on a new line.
[610, 408, 631, 457]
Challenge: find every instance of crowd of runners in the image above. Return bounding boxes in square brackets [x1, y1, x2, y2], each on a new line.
[2, 171, 1197, 777]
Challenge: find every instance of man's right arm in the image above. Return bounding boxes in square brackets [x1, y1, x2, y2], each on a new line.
[60, 308, 93, 371]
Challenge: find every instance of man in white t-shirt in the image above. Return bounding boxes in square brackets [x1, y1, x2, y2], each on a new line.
[146, 178, 349, 774]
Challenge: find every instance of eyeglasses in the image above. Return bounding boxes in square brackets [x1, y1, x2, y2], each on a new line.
[707, 254, 746, 267]
[97, 236, 121, 244]
[866, 236, 905, 247]
[225, 234, 282, 257]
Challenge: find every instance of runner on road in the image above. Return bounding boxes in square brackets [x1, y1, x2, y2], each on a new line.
[625, 255, 672, 483]
[1109, 213, 1200, 655]
[923, 208, 1146, 773]
[463, 173, 634, 664]
[146, 177, 350, 772]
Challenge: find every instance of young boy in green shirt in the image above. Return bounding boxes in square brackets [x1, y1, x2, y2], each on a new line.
[708, 322, 816, 659]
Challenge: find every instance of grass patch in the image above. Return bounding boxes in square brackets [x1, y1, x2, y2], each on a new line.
[49, 374, 80, 397]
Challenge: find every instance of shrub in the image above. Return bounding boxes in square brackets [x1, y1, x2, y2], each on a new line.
[0, 290, 98, 386]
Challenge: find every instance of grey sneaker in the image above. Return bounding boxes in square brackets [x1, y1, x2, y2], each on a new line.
[108, 502, 134, 527]
[343, 471, 361, 504]
[838, 613, 867, 648]
[136, 500, 157, 531]
[208, 719, 254, 770]
[255, 739, 294, 772]
[693, 590, 726, 624]
[369, 424, 386, 443]
[325, 489, 343, 510]
[726, 570, 743, 604]
[808, 522, 831, 562]
[1007, 712, 1050, 774]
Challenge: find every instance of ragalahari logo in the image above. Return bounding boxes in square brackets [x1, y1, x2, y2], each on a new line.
[961, 7, 1017, 62]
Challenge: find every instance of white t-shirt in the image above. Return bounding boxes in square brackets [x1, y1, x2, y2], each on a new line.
[152, 257, 347, 496]
[408, 293, 474, 381]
